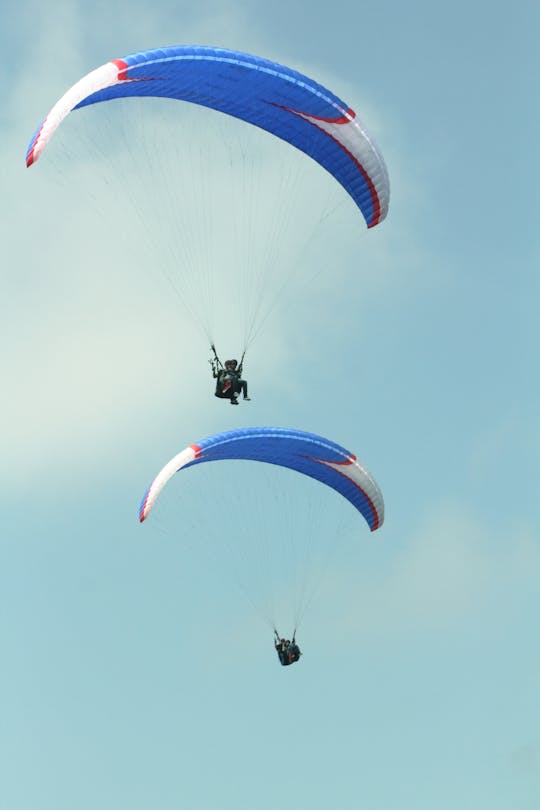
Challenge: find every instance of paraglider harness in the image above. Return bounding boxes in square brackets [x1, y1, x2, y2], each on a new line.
[210, 345, 245, 401]
[274, 629, 302, 667]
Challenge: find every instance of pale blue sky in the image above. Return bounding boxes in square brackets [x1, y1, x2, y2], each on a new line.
[1, 1, 539, 808]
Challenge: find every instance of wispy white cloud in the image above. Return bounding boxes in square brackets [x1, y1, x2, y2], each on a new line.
[4, 0, 430, 501]
[319, 500, 540, 639]
[510, 742, 539, 776]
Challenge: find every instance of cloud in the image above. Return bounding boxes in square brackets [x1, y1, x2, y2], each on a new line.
[3, 116, 320, 492]
[510, 742, 539, 776]
[4, 2, 428, 498]
[321, 500, 540, 640]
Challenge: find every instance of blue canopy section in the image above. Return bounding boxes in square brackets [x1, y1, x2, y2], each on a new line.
[183, 426, 381, 530]
[72, 45, 385, 227]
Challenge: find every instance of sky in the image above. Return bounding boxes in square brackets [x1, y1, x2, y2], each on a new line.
[1, 0, 539, 808]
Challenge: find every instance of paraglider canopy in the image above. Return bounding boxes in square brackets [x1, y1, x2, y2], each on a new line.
[139, 426, 384, 529]
[26, 45, 390, 229]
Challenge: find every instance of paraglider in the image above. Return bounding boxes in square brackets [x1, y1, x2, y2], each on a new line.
[210, 346, 251, 405]
[274, 631, 302, 666]
[138, 426, 384, 666]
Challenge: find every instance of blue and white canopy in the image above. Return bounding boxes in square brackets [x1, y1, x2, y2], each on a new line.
[26, 45, 389, 228]
[139, 426, 384, 530]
